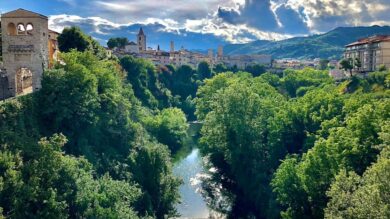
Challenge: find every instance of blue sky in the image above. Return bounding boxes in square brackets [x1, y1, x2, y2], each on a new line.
[1, 0, 390, 50]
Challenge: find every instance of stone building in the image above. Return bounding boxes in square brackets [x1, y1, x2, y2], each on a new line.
[124, 41, 139, 53]
[344, 35, 390, 72]
[0, 8, 50, 100]
[217, 54, 272, 69]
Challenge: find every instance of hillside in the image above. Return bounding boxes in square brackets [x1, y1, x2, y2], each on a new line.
[224, 25, 390, 59]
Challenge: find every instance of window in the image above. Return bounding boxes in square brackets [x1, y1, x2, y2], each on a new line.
[17, 23, 26, 35]
[7, 23, 17, 35]
[26, 23, 33, 35]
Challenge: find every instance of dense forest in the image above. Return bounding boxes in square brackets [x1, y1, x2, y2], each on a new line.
[0, 27, 389, 219]
[196, 69, 390, 218]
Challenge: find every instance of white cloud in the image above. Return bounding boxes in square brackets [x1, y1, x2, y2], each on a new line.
[49, 0, 390, 45]
[283, 0, 390, 32]
[94, 0, 239, 21]
[49, 14, 128, 33]
[184, 18, 291, 43]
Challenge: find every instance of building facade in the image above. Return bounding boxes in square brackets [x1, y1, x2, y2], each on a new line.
[0, 8, 58, 100]
[344, 35, 390, 72]
[1, 9, 49, 99]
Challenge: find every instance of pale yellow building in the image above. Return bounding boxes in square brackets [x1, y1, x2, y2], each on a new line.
[344, 35, 390, 72]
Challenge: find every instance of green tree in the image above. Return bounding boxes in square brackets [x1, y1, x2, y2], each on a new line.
[281, 68, 333, 97]
[107, 37, 129, 49]
[340, 58, 354, 77]
[325, 147, 390, 219]
[58, 27, 107, 60]
[120, 55, 173, 109]
[272, 99, 390, 218]
[259, 72, 280, 88]
[172, 65, 197, 99]
[129, 143, 182, 219]
[143, 108, 189, 153]
[319, 59, 330, 70]
[354, 58, 362, 70]
[58, 26, 90, 53]
[378, 64, 387, 72]
[197, 61, 212, 80]
[244, 64, 266, 77]
[197, 74, 290, 218]
[0, 134, 140, 218]
[213, 63, 228, 74]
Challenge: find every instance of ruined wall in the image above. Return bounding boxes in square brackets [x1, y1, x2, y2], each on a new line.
[1, 12, 49, 98]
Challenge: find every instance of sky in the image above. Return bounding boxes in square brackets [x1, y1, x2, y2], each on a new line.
[1, 0, 390, 50]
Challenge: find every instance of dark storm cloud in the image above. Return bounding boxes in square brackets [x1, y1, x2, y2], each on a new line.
[217, 0, 310, 34]
[218, 0, 279, 31]
[275, 4, 309, 34]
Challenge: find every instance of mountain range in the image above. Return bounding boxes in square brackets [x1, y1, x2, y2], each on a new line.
[223, 26, 390, 60]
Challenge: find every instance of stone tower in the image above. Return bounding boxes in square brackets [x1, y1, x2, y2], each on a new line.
[170, 41, 174, 53]
[218, 45, 223, 57]
[137, 27, 146, 52]
[208, 49, 213, 59]
[1, 8, 49, 99]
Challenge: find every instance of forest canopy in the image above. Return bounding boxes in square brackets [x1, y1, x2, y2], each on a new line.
[0, 26, 389, 219]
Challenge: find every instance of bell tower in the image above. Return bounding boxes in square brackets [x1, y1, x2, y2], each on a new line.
[137, 27, 146, 52]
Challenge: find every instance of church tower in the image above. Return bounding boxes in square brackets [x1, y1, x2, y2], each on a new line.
[137, 27, 146, 52]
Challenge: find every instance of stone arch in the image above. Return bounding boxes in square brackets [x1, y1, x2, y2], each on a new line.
[17, 23, 26, 35]
[26, 23, 34, 35]
[7, 22, 17, 35]
[16, 68, 33, 95]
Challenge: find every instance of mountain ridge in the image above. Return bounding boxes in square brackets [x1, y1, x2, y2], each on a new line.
[224, 25, 390, 59]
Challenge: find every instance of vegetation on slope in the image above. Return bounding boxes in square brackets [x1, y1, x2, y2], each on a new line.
[224, 25, 390, 59]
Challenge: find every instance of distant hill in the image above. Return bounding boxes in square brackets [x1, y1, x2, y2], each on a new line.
[224, 26, 390, 59]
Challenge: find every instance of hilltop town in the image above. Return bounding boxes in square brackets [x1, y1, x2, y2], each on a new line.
[110, 27, 272, 69]
[1, 8, 390, 101]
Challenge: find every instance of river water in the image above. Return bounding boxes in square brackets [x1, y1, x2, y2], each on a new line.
[173, 123, 210, 218]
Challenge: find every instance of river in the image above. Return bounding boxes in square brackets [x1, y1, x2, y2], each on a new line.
[173, 122, 210, 218]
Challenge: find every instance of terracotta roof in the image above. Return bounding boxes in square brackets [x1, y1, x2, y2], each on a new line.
[346, 35, 390, 47]
[2, 8, 47, 19]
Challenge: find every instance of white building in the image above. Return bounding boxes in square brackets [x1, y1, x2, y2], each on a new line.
[217, 54, 272, 69]
[124, 41, 139, 54]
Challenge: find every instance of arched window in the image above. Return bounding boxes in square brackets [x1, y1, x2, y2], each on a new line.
[7, 23, 17, 35]
[17, 23, 26, 35]
[26, 23, 34, 35]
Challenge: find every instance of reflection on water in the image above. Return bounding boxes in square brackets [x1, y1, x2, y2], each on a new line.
[173, 148, 209, 218]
